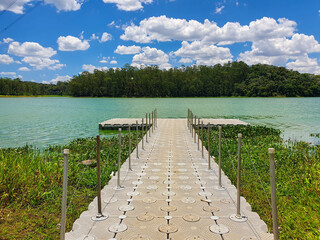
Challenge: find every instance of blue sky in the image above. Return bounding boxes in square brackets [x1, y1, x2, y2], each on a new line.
[0, 0, 319, 83]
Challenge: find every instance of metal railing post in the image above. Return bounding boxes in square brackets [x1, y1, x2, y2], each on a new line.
[194, 115, 197, 143]
[208, 123, 211, 169]
[117, 128, 123, 189]
[152, 111, 154, 133]
[269, 148, 279, 240]
[129, 125, 132, 171]
[146, 113, 148, 143]
[201, 121, 204, 158]
[92, 136, 108, 221]
[218, 126, 222, 188]
[236, 133, 242, 218]
[149, 113, 151, 137]
[60, 149, 69, 240]
[142, 118, 144, 150]
[230, 133, 247, 222]
[136, 121, 139, 158]
[191, 112, 193, 136]
[197, 118, 200, 150]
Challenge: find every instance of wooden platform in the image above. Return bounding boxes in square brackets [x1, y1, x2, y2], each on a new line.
[99, 118, 248, 130]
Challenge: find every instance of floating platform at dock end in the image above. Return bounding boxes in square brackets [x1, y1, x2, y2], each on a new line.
[99, 118, 248, 130]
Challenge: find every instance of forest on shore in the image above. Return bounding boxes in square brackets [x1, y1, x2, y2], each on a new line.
[1, 62, 320, 97]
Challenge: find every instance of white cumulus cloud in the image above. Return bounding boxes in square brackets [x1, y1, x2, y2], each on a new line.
[132, 46, 171, 69]
[7, 41, 63, 70]
[286, 56, 320, 75]
[22, 56, 65, 70]
[44, 0, 83, 12]
[102, 0, 153, 11]
[238, 34, 320, 66]
[18, 67, 30, 71]
[100, 32, 112, 42]
[0, 54, 14, 64]
[49, 75, 72, 84]
[57, 35, 90, 51]
[174, 41, 233, 66]
[121, 16, 297, 44]
[115, 45, 142, 54]
[110, 60, 117, 64]
[82, 64, 108, 73]
[8, 41, 56, 58]
[0, 0, 82, 14]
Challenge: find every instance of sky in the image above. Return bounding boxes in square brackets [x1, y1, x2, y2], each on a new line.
[0, 0, 320, 84]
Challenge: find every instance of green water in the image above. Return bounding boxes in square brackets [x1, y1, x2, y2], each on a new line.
[1, 97, 319, 148]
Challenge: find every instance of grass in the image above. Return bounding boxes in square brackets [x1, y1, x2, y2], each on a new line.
[199, 125, 320, 240]
[0, 131, 143, 240]
[1, 125, 319, 239]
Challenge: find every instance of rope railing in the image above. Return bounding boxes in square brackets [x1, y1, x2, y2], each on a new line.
[242, 141, 272, 209]
[60, 110, 157, 239]
[188, 108, 279, 239]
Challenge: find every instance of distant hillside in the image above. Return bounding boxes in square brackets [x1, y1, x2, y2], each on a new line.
[1, 62, 320, 97]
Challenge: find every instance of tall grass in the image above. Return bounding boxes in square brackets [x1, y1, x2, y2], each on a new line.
[0, 131, 143, 239]
[200, 125, 320, 239]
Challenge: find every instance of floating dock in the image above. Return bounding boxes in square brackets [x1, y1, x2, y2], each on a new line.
[67, 119, 271, 240]
[99, 118, 248, 130]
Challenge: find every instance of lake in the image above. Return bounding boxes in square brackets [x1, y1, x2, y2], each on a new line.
[0, 97, 319, 148]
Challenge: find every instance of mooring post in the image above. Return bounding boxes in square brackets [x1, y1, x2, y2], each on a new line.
[197, 118, 200, 150]
[149, 113, 151, 137]
[146, 113, 148, 143]
[208, 123, 211, 170]
[117, 128, 122, 188]
[128, 125, 132, 171]
[194, 115, 197, 143]
[201, 121, 204, 158]
[142, 118, 144, 150]
[236, 133, 242, 218]
[60, 149, 69, 240]
[218, 126, 222, 187]
[136, 121, 139, 159]
[269, 148, 279, 240]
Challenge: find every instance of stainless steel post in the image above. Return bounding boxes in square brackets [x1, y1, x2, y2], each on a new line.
[142, 118, 144, 150]
[146, 113, 148, 143]
[218, 126, 222, 187]
[201, 121, 204, 158]
[197, 118, 200, 150]
[128, 125, 132, 170]
[117, 128, 122, 188]
[194, 115, 196, 143]
[152, 111, 154, 133]
[60, 149, 69, 240]
[149, 113, 151, 137]
[208, 123, 211, 170]
[96, 136, 102, 214]
[191, 112, 193, 136]
[236, 133, 242, 218]
[136, 121, 139, 158]
[269, 148, 279, 240]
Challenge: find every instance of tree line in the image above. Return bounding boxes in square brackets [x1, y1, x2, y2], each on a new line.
[0, 78, 68, 96]
[1, 62, 320, 97]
